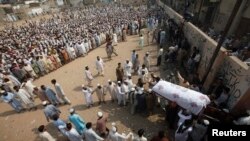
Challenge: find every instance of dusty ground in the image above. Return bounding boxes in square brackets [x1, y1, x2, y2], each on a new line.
[0, 35, 170, 141]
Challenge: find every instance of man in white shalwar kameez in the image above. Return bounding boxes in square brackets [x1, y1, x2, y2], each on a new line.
[113, 33, 118, 46]
[76, 42, 85, 56]
[60, 123, 83, 141]
[143, 52, 150, 71]
[138, 65, 149, 78]
[82, 85, 94, 108]
[106, 80, 117, 102]
[38, 125, 56, 141]
[23, 63, 37, 78]
[116, 81, 126, 106]
[84, 122, 104, 141]
[22, 78, 36, 100]
[3, 72, 21, 86]
[85, 66, 94, 87]
[93, 84, 106, 105]
[95, 56, 105, 76]
[81, 42, 87, 55]
[84, 39, 90, 53]
[13, 86, 36, 110]
[70, 45, 77, 59]
[126, 75, 134, 92]
[124, 60, 133, 78]
[51, 79, 71, 104]
[66, 45, 76, 60]
[108, 123, 133, 141]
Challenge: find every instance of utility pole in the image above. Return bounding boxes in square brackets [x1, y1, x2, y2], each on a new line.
[201, 0, 243, 85]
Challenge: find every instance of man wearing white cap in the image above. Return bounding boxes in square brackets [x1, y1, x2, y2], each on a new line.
[96, 56, 105, 76]
[96, 111, 108, 138]
[93, 84, 106, 105]
[190, 119, 210, 141]
[69, 108, 86, 135]
[124, 60, 133, 78]
[43, 101, 61, 122]
[126, 75, 134, 92]
[84, 66, 94, 87]
[82, 85, 94, 108]
[108, 122, 133, 141]
[107, 80, 117, 102]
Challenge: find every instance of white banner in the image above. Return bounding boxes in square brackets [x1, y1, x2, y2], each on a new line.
[152, 80, 210, 115]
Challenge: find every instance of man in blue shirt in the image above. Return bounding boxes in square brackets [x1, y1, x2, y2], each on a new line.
[68, 108, 86, 135]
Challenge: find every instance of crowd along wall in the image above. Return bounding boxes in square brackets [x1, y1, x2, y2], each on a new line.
[157, 0, 250, 113]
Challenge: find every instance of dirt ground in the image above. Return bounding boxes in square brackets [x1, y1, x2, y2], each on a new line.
[0, 35, 170, 141]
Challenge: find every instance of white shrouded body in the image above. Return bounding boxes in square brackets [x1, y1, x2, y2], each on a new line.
[152, 80, 210, 115]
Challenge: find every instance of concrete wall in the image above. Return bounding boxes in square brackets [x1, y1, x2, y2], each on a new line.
[212, 0, 236, 32]
[217, 56, 250, 110]
[157, 0, 250, 112]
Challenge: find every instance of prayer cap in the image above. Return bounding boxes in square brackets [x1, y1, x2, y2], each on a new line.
[42, 101, 47, 106]
[69, 108, 75, 114]
[97, 111, 103, 117]
[203, 120, 210, 125]
[148, 89, 152, 93]
[222, 108, 229, 113]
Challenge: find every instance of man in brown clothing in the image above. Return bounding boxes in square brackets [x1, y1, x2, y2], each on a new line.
[116, 62, 124, 82]
[96, 111, 109, 138]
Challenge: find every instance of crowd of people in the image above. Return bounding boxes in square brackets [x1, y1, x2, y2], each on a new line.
[206, 27, 250, 63]
[0, 3, 174, 141]
[0, 4, 148, 82]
